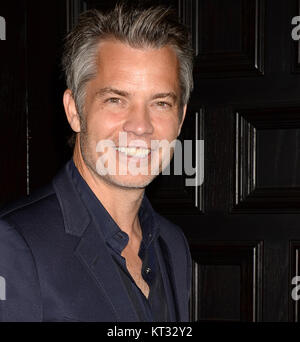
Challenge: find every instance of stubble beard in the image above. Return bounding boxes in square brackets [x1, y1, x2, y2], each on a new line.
[79, 124, 159, 190]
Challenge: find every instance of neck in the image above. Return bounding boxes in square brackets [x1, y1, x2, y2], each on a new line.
[72, 139, 144, 240]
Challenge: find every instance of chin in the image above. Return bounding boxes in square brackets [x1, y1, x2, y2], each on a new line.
[101, 174, 156, 190]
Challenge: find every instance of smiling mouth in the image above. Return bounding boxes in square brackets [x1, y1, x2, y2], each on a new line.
[115, 146, 151, 158]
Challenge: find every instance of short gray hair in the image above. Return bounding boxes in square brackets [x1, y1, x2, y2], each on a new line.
[62, 3, 194, 121]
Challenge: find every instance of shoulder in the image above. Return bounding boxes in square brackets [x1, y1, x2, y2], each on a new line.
[0, 184, 60, 227]
[0, 183, 68, 321]
[155, 212, 189, 249]
[0, 183, 66, 251]
[0, 214, 43, 321]
[154, 212, 191, 273]
[154, 212, 192, 303]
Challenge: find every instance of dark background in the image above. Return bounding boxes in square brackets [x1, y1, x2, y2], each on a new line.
[1, 0, 300, 322]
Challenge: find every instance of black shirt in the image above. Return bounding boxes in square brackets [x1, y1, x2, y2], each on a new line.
[69, 159, 173, 322]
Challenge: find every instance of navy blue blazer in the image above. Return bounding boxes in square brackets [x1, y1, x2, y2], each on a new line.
[0, 162, 192, 322]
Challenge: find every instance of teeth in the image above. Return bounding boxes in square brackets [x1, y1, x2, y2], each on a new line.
[116, 147, 150, 158]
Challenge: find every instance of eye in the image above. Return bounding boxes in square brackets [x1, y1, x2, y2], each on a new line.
[106, 97, 122, 104]
[156, 101, 172, 108]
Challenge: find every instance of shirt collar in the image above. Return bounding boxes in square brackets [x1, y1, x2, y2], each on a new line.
[68, 159, 159, 253]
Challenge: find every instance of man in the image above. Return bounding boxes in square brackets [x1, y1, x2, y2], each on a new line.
[0, 3, 193, 322]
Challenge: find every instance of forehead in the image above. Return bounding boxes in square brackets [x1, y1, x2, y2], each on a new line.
[93, 39, 180, 91]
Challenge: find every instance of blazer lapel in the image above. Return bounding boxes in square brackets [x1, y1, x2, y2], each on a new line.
[53, 161, 139, 322]
[156, 235, 188, 322]
[155, 237, 177, 321]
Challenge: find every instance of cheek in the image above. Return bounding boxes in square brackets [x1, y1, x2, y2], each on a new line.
[86, 110, 124, 141]
[153, 116, 180, 141]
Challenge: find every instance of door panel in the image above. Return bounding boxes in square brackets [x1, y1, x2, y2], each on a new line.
[0, 1, 27, 205]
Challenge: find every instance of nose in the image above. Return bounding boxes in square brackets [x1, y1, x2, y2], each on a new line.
[123, 103, 154, 136]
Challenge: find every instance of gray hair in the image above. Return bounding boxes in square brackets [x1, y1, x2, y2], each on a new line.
[62, 3, 194, 122]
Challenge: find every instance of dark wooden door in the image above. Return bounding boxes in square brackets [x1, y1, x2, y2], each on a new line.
[0, 0, 72, 206]
[0, 1, 28, 205]
[175, 0, 300, 322]
[2, 0, 300, 322]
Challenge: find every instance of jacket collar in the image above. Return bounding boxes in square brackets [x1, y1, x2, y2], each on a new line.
[52, 160, 91, 237]
[52, 159, 159, 240]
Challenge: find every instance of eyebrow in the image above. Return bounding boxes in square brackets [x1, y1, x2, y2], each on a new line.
[151, 92, 178, 103]
[95, 87, 178, 103]
[95, 87, 130, 98]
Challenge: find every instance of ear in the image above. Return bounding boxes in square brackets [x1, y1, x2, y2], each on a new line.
[177, 104, 187, 137]
[63, 89, 81, 133]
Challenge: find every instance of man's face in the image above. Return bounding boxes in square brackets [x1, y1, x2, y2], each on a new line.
[79, 39, 186, 189]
